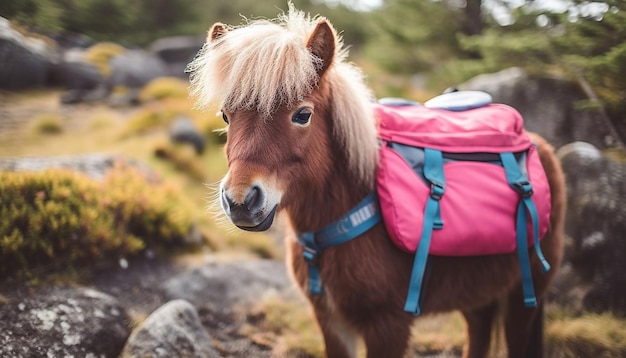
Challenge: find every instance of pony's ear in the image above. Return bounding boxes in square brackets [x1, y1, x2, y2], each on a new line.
[306, 19, 335, 76]
[208, 22, 228, 42]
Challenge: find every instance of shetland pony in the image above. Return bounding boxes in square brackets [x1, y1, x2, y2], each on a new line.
[188, 7, 565, 358]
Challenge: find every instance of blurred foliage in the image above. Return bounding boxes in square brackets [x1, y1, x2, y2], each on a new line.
[243, 291, 324, 357]
[0, 0, 369, 47]
[452, 0, 626, 136]
[0, 164, 197, 279]
[0, 0, 202, 46]
[122, 97, 199, 138]
[1, 0, 624, 138]
[32, 113, 64, 134]
[363, 0, 466, 74]
[153, 142, 208, 181]
[546, 308, 626, 357]
[84, 42, 125, 76]
[139, 77, 189, 102]
[555, 0, 626, 130]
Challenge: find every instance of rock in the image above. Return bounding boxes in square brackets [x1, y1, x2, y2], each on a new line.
[107, 49, 168, 90]
[149, 36, 204, 78]
[0, 286, 131, 358]
[162, 260, 292, 311]
[0, 17, 50, 90]
[122, 299, 218, 358]
[556, 141, 626, 315]
[170, 116, 206, 155]
[47, 60, 107, 104]
[104, 49, 168, 106]
[0, 154, 158, 182]
[459, 67, 615, 149]
[162, 259, 290, 358]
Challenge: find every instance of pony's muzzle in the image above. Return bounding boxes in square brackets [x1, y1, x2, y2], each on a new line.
[220, 184, 277, 231]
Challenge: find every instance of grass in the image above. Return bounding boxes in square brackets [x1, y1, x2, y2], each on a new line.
[243, 291, 324, 358]
[32, 113, 64, 134]
[410, 312, 466, 355]
[546, 308, 626, 357]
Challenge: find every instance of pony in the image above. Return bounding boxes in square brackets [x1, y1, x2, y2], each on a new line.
[188, 6, 566, 358]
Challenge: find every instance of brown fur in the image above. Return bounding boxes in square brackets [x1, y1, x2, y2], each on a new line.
[190, 6, 566, 358]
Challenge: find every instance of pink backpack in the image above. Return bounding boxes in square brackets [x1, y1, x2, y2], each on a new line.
[375, 92, 552, 315]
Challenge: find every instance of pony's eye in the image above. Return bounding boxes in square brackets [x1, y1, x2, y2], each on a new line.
[292, 107, 312, 126]
[222, 112, 229, 124]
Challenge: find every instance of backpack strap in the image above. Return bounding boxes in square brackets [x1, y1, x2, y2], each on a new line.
[404, 148, 445, 315]
[500, 152, 551, 307]
[297, 193, 381, 295]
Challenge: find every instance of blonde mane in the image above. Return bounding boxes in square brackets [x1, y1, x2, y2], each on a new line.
[187, 5, 379, 186]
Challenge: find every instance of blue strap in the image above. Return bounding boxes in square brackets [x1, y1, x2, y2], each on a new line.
[500, 152, 551, 308]
[316, 194, 381, 249]
[300, 232, 323, 295]
[423, 148, 445, 229]
[297, 193, 381, 295]
[404, 148, 445, 315]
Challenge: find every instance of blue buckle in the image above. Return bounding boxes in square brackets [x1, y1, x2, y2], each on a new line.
[430, 182, 445, 200]
[302, 246, 319, 264]
[514, 181, 534, 198]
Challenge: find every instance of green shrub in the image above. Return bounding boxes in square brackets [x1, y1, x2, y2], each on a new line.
[139, 77, 190, 102]
[122, 100, 189, 137]
[122, 107, 168, 137]
[153, 143, 208, 181]
[84, 42, 125, 77]
[33, 113, 64, 134]
[0, 164, 197, 279]
[546, 310, 626, 357]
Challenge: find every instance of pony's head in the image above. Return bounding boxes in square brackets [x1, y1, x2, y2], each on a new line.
[188, 6, 379, 231]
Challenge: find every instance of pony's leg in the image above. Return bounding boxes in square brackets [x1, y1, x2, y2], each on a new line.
[503, 287, 543, 358]
[461, 301, 498, 358]
[360, 311, 413, 358]
[310, 297, 359, 358]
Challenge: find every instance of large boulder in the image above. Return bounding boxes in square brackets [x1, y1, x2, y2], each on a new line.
[459, 67, 616, 150]
[149, 36, 204, 78]
[0, 286, 131, 357]
[107, 49, 168, 90]
[161, 259, 291, 357]
[47, 60, 107, 103]
[0, 17, 50, 90]
[122, 299, 218, 358]
[555, 142, 626, 315]
[162, 259, 293, 311]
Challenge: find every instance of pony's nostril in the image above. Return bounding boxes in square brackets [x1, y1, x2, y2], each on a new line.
[244, 185, 263, 211]
[222, 189, 237, 212]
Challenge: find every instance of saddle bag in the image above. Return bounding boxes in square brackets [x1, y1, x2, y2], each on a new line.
[375, 92, 552, 315]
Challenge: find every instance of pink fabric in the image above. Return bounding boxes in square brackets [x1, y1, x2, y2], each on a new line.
[375, 104, 552, 255]
[376, 104, 532, 153]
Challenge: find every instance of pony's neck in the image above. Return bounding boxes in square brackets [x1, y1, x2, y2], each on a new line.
[287, 137, 376, 235]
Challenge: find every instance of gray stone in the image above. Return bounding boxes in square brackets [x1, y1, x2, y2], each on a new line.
[0, 17, 50, 90]
[46, 60, 107, 104]
[459, 67, 616, 149]
[122, 299, 218, 358]
[107, 49, 168, 90]
[0, 286, 131, 358]
[0, 154, 158, 182]
[162, 260, 292, 311]
[149, 36, 204, 78]
[170, 116, 206, 155]
[556, 141, 626, 315]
